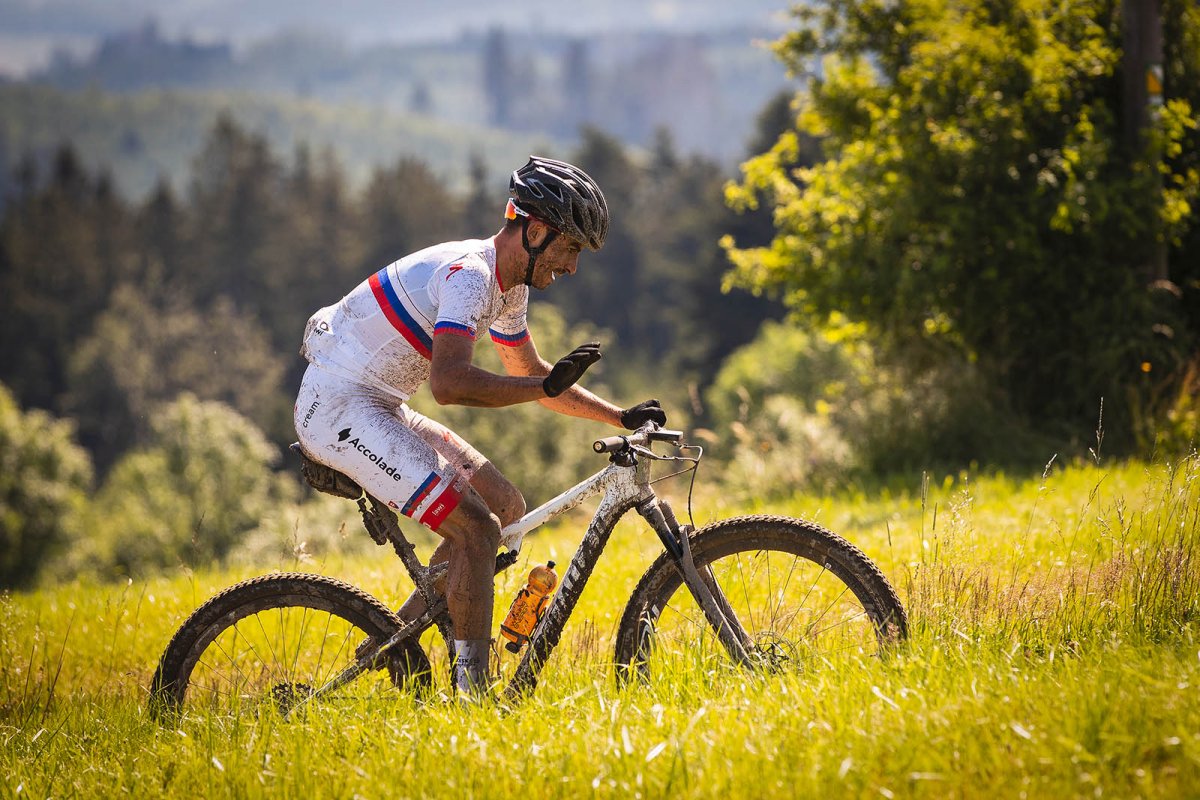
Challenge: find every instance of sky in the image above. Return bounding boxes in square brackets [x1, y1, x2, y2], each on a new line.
[0, 0, 797, 76]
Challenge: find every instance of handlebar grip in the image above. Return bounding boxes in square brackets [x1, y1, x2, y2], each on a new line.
[593, 435, 629, 453]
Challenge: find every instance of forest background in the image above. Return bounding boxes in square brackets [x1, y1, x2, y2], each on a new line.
[1, 0, 1199, 590]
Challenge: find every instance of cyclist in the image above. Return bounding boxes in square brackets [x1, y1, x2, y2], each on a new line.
[294, 156, 666, 697]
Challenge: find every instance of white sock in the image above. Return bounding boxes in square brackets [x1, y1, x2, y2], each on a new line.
[453, 639, 490, 695]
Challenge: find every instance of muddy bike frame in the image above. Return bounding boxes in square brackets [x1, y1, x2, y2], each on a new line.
[297, 424, 753, 709]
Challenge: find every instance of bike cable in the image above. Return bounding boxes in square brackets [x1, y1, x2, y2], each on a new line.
[647, 444, 704, 530]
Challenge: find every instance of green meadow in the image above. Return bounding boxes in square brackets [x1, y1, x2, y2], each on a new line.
[3, 456, 1198, 798]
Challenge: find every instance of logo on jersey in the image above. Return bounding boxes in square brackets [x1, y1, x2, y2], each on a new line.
[446, 264, 464, 280]
[337, 427, 351, 442]
[345, 435, 404, 482]
[302, 401, 320, 429]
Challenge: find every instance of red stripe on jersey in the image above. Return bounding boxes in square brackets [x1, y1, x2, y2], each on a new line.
[418, 480, 464, 531]
[369, 271, 432, 359]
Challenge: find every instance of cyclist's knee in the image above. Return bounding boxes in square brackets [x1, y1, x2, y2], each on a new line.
[470, 464, 526, 528]
[438, 492, 501, 555]
[494, 484, 526, 528]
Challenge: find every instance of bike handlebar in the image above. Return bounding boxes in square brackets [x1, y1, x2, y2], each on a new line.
[593, 426, 684, 454]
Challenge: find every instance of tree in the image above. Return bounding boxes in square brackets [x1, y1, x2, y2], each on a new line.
[560, 39, 593, 136]
[546, 129, 643, 347]
[359, 157, 462, 270]
[64, 285, 288, 471]
[462, 152, 495, 236]
[0, 383, 93, 588]
[483, 27, 516, 128]
[725, 0, 1200, 448]
[184, 114, 288, 309]
[85, 394, 294, 576]
[0, 145, 135, 412]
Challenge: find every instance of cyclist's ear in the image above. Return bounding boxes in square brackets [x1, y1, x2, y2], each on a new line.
[526, 220, 553, 248]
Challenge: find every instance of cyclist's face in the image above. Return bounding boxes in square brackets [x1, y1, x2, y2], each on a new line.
[531, 235, 583, 290]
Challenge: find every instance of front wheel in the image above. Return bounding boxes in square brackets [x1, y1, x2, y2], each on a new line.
[151, 573, 432, 716]
[614, 515, 907, 681]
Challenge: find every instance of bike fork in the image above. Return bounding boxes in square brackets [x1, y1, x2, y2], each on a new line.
[636, 498, 754, 665]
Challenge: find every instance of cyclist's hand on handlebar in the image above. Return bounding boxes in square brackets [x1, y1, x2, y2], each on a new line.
[544, 342, 602, 398]
[620, 399, 666, 430]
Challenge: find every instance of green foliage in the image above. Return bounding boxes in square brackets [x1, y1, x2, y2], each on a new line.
[550, 128, 783, 385]
[0, 146, 138, 411]
[0, 383, 92, 589]
[231, 493, 375, 567]
[65, 285, 287, 469]
[725, 0, 1200, 450]
[76, 394, 296, 577]
[1, 112, 773, 491]
[706, 317, 1040, 493]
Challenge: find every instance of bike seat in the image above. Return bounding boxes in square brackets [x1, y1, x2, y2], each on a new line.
[290, 442, 363, 500]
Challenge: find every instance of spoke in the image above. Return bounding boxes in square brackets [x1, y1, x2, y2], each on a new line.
[212, 623, 262, 694]
[795, 561, 829, 619]
[809, 608, 869, 638]
[735, 551, 755, 633]
[769, 553, 802, 632]
[762, 550, 775, 633]
[660, 600, 708, 635]
[318, 621, 357, 688]
[277, 607, 291, 684]
[807, 584, 853, 633]
[312, 609, 337, 686]
[288, 606, 315, 683]
[255, 611, 283, 685]
[195, 656, 241, 691]
[775, 577, 856, 636]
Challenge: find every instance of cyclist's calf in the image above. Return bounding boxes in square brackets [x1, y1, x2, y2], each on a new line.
[437, 488, 502, 640]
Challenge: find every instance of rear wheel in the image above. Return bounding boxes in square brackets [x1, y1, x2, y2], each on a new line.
[614, 515, 907, 681]
[151, 573, 432, 716]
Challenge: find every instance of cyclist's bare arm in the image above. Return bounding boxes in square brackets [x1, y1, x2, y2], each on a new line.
[429, 333, 550, 408]
[494, 331, 623, 427]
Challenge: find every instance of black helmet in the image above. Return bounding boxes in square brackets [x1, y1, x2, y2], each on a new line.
[509, 156, 609, 251]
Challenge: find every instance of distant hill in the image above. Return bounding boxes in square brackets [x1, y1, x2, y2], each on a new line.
[26, 24, 793, 162]
[0, 82, 567, 200]
[0, 0, 795, 52]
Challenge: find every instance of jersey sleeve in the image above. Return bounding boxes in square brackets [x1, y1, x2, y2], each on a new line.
[489, 286, 530, 347]
[430, 259, 492, 341]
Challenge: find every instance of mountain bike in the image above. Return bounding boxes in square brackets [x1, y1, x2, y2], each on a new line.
[151, 424, 907, 714]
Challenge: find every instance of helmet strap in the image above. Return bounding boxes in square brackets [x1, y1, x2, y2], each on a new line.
[521, 217, 558, 287]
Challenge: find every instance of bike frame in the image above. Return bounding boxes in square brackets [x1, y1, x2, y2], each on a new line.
[302, 428, 751, 708]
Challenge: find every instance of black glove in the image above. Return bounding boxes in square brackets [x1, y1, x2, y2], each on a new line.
[620, 399, 667, 430]
[544, 342, 602, 398]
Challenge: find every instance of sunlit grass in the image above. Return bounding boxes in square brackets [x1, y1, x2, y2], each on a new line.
[2, 456, 1198, 797]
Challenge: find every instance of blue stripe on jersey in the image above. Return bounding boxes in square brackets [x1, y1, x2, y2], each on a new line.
[490, 328, 530, 346]
[374, 268, 433, 354]
[434, 321, 476, 338]
[401, 471, 441, 518]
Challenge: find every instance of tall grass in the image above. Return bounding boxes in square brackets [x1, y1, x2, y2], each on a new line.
[2, 456, 1198, 798]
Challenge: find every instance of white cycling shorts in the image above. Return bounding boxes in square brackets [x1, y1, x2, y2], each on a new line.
[294, 364, 488, 532]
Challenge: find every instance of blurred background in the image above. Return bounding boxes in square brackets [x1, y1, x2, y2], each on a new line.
[1, 0, 1197, 587]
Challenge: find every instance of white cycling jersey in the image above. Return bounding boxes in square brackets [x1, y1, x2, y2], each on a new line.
[300, 237, 531, 399]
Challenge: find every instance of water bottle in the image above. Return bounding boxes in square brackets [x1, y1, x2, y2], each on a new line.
[500, 562, 558, 653]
